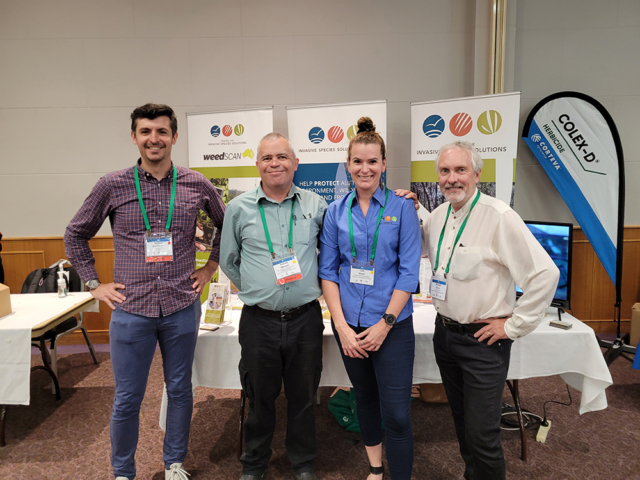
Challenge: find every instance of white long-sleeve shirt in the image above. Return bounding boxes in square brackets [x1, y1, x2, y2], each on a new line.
[422, 189, 560, 340]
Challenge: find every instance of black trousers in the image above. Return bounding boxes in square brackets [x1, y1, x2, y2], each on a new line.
[433, 318, 512, 480]
[238, 302, 324, 475]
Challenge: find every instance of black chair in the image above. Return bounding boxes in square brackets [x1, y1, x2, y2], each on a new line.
[22, 260, 98, 394]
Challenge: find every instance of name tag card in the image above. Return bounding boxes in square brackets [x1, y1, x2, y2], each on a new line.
[430, 275, 447, 301]
[350, 261, 375, 286]
[145, 231, 173, 262]
[272, 253, 303, 285]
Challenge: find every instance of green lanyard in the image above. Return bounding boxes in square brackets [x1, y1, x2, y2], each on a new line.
[134, 165, 177, 232]
[348, 187, 389, 265]
[433, 189, 481, 275]
[258, 192, 296, 259]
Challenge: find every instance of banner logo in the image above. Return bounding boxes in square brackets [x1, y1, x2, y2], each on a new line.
[422, 115, 445, 138]
[531, 134, 541, 142]
[309, 127, 325, 144]
[328, 126, 344, 143]
[242, 148, 254, 159]
[234, 124, 245, 136]
[346, 124, 359, 140]
[450, 113, 473, 136]
[477, 110, 502, 135]
[223, 125, 233, 137]
[210, 125, 221, 137]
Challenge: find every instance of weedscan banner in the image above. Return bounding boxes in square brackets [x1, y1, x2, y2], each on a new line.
[287, 100, 387, 204]
[187, 107, 273, 300]
[522, 92, 624, 286]
[410, 92, 521, 212]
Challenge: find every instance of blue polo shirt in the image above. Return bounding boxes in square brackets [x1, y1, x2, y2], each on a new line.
[318, 186, 421, 327]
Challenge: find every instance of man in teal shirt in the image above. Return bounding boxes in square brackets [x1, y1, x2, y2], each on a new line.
[220, 132, 327, 480]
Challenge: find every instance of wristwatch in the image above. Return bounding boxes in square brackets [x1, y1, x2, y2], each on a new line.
[85, 279, 101, 291]
[382, 313, 397, 327]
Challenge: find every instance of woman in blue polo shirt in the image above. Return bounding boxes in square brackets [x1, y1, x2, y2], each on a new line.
[319, 117, 421, 480]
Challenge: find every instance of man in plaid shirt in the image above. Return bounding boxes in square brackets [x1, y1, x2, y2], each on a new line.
[64, 103, 225, 480]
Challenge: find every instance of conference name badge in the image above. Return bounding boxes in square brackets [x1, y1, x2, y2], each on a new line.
[430, 275, 447, 301]
[145, 231, 173, 262]
[272, 252, 303, 285]
[350, 261, 375, 286]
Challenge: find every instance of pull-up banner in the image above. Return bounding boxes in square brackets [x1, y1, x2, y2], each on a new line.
[287, 100, 387, 204]
[410, 92, 521, 211]
[522, 92, 625, 286]
[187, 108, 273, 299]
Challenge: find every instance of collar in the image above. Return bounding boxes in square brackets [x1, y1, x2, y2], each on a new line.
[351, 185, 387, 207]
[135, 159, 175, 182]
[255, 182, 300, 204]
[449, 187, 479, 218]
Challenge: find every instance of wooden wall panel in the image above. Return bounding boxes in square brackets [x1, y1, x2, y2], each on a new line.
[2, 229, 640, 342]
[0, 250, 46, 293]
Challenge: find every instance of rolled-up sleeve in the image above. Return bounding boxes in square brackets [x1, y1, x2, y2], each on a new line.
[393, 198, 421, 293]
[202, 181, 226, 264]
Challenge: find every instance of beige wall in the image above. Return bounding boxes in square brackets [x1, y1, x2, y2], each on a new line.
[0, 0, 638, 237]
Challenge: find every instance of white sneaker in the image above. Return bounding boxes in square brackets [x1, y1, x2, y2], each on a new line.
[166, 463, 190, 480]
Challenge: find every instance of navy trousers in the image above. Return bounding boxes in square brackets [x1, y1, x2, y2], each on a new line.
[333, 316, 415, 480]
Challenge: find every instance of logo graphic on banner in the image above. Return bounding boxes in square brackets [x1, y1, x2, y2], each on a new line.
[411, 93, 521, 211]
[222, 125, 232, 137]
[450, 113, 473, 136]
[211, 126, 220, 137]
[242, 149, 254, 159]
[477, 110, 502, 135]
[422, 115, 445, 138]
[234, 124, 245, 136]
[288, 101, 387, 204]
[309, 127, 325, 144]
[328, 126, 344, 143]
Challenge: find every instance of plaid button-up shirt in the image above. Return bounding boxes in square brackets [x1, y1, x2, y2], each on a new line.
[64, 161, 225, 317]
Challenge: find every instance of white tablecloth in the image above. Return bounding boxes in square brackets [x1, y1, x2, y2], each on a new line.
[0, 292, 96, 405]
[160, 303, 613, 427]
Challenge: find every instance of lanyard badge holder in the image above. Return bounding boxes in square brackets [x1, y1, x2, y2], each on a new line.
[430, 190, 480, 301]
[259, 195, 303, 285]
[135, 166, 177, 263]
[349, 188, 388, 286]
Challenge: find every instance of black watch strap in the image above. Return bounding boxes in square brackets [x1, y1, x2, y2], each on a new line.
[383, 313, 397, 326]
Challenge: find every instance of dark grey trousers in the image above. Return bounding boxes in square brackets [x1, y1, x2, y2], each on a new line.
[433, 318, 512, 480]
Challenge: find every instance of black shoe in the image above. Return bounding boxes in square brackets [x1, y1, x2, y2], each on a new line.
[370, 465, 384, 479]
[293, 471, 318, 480]
[240, 472, 267, 480]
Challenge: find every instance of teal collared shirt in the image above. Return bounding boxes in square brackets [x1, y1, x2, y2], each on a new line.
[220, 183, 328, 311]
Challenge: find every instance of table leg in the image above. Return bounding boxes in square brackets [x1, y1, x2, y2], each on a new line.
[237, 390, 246, 460]
[0, 405, 7, 447]
[33, 338, 61, 401]
[506, 380, 527, 461]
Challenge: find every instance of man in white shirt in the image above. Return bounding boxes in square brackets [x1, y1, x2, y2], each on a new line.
[422, 141, 559, 480]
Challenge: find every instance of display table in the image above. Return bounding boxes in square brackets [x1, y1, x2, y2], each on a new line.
[0, 292, 97, 447]
[160, 303, 613, 428]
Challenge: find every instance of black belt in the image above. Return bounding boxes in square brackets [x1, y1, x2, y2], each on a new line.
[248, 300, 318, 321]
[436, 313, 487, 335]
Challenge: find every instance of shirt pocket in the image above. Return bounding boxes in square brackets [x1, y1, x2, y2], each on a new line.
[294, 218, 315, 246]
[449, 246, 483, 281]
[172, 200, 200, 231]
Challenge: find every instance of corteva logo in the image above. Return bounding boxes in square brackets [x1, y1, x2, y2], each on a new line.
[422, 110, 503, 138]
[477, 110, 502, 135]
[211, 124, 245, 137]
[203, 152, 243, 161]
[531, 134, 542, 142]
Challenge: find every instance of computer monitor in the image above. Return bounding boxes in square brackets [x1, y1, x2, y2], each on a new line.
[516, 220, 573, 310]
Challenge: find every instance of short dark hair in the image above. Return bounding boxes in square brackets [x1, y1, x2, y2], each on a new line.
[130, 103, 177, 136]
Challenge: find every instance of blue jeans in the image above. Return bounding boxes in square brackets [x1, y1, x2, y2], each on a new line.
[109, 299, 200, 479]
[333, 316, 415, 480]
